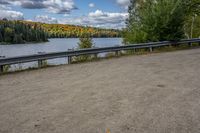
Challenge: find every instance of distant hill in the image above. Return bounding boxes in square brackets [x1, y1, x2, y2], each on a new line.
[0, 19, 121, 44]
[22, 21, 121, 38]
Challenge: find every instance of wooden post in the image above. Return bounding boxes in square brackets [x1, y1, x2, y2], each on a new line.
[0, 65, 4, 74]
[149, 47, 153, 52]
[198, 42, 200, 46]
[68, 56, 72, 64]
[38, 60, 43, 68]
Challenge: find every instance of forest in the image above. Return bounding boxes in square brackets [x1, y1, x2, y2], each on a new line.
[0, 19, 121, 44]
[123, 0, 200, 44]
[0, 19, 48, 44]
[39, 23, 121, 38]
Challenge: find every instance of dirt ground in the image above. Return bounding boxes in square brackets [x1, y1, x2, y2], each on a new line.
[0, 49, 200, 133]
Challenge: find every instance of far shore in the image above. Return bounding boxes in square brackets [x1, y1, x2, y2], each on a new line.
[0, 40, 49, 45]
[0, 37, 122, 45]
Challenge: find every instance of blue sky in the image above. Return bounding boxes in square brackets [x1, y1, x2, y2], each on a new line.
[0, 0, 130, 29]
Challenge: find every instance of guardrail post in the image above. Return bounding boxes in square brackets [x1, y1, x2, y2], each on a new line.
[149, 47, 153, 52]
[115, 51, 119, 56]
[68, 56, 72, 64]
[199, 42, 200, 46]
[0, 65, 4, 74]
[38, 60, 43, 68]
[133, 48, 136, 53]
[94, 53, 98, 59]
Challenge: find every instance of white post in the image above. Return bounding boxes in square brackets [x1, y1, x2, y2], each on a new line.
[68, 56, 72, 64]
[150, 47, 153, 52]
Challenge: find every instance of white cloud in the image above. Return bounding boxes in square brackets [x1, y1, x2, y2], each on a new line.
[89, 10, 105, 17]
[0, 0, 129, 29]
[0, 5, 24, 20]
[116, 0, 130, 9]
[0, 10, 24, 20]
[43, 0, 76, 14]
[59, 10, 128, 29]
[0, 0, 77, 14]
[89, 3, 95, 8]
[0, 5, 11, 10]
[34, 15, 58, 24]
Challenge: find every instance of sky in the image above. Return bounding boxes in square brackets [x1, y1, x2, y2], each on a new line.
[0, 0, 130, 29]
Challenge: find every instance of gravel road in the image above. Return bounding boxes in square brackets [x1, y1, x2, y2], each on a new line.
[0, 49, 200, 133]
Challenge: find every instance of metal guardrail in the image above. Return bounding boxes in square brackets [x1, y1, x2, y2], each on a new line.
[0, 38, 200, 73]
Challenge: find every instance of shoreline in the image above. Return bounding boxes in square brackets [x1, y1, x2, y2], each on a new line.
[1, 44, 200, 75]
[0, 40, 49, 45]
[0, 37, 122, 45]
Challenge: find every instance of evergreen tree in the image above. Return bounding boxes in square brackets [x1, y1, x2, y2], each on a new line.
[0, 32, 3, 42]
[13, 34, 23, 44]
[76, 35, 94, 61]
[78, 36, 94, 49]
[4, 27, 14, 42]
[0, 20, 48, 44]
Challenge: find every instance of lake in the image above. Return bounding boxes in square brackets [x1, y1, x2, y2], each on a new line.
[0, 38, 123, 71]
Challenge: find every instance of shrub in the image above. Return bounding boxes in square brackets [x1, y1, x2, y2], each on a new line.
[75, 35, 94, 62]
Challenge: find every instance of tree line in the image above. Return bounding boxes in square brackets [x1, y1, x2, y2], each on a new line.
[24, 21, 121, 38]
[123, 0, 200, 44]
[0, 19, 48, 44]
[38, 23, 120, 38]
[0, 20, 121, 44]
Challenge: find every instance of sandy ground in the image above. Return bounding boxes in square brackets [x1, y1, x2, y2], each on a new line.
[0, 49, 200, 133]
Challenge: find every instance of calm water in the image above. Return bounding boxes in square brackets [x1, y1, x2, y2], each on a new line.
[0, 38, 123, 71]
